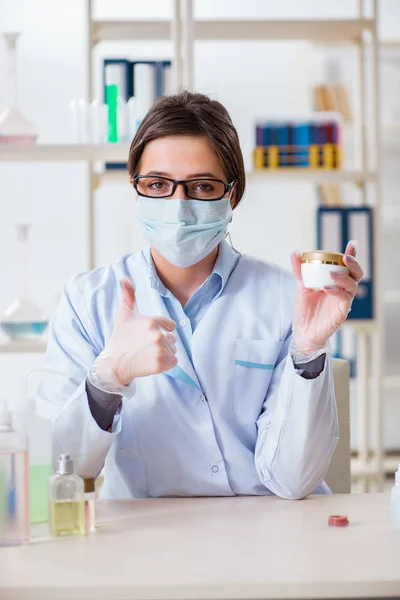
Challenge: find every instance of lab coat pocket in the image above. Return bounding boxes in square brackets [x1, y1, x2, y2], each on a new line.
[234, 339, 282, 424]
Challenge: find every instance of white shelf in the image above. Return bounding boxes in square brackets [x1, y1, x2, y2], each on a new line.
[248, 169, 376, 184]
[383, 376, 400, 390]
[92, 18, 372, 44]
[95, 169, 128, 184]
[380, 40, 400, 48]
[0, 340, 48, 354]
[351, 456, 399, 477]
[342, 319, 377, 334]
[383, 206, 400, 231]
[0, 144, 130, 162]
[384, 291, 400, 304]
[350, 375, 400, 392]
[382, 122, 400, 132]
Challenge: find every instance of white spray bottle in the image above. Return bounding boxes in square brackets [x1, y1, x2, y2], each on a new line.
[16, 368, 68, 524]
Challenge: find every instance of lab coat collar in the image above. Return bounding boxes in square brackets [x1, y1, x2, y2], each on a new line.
[141, 240, 240, 301]
[212, 239, 241, 301]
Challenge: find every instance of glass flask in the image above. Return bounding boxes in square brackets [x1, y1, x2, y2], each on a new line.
[0, 33, 38, 143]
[0, 224, 49, 341]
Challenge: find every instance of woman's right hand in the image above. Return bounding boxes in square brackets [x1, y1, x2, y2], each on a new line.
[96, 278, 178, 387]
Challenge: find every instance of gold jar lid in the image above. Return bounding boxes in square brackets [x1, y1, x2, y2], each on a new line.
[301, 251, 345, 266]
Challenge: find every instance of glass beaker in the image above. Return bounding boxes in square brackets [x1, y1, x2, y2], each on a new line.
[0, 225, 49, 341]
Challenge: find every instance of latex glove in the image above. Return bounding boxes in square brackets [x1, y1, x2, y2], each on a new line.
[290, 241, 364, 362]
[90, 277, 178, 390]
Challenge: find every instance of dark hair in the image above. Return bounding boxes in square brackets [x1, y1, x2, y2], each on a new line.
[128, 91, 246, 208]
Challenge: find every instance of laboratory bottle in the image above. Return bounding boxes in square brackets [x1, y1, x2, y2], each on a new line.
[0, 224, 49, 342]
[15, 401, 52, 524]
[49, 454, 85, 537]
[0, 398, 29, 546]
[20, 367, 68, 523]
[84, 477, 97, 533]
[69, 99, 89, 144]
[88, 100, 108, 144]
[391, 464, 400, 528]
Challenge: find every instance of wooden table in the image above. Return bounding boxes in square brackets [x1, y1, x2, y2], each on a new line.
[1, 493, 400, 599]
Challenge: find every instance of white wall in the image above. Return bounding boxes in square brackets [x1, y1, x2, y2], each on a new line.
[0, 0, 399, 448]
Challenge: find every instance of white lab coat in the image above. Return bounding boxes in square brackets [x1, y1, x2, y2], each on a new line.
[38, 247, 338, 500]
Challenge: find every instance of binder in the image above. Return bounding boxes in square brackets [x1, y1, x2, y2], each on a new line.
[133, 62, 156, 123]
[293, 123, 310, 167]
[103, 59, 171, 171]
[104, 60, 131, 144]
[317, 206, 374, 320]
[255, 125, 263, 147]
[277, 123, 289, 167]
[253, 117, 340, 170]
[309, 124, 320, 168]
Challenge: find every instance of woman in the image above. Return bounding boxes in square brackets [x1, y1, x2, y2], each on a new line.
[38, 91, 363, 500]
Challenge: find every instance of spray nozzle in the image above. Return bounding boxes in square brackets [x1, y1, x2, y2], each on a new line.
[56, 453, 74, 475]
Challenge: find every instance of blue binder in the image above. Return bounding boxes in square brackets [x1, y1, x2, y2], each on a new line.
[293, 123, 310, 167]
[277, 123, 290, 167]
[317, 206, 374, 320]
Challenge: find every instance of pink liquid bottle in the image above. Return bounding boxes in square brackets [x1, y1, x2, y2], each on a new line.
[0, 399, 29, 546]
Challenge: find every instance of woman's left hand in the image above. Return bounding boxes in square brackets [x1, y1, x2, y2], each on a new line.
[290, 241, 364, 359]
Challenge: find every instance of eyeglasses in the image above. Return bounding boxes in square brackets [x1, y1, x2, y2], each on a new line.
[133, 176, 235, 201]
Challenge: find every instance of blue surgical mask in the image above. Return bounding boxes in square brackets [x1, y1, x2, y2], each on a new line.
[136, 197, 233, 268]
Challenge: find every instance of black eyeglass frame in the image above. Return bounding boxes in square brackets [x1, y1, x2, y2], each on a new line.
[132, 175, 235, 201]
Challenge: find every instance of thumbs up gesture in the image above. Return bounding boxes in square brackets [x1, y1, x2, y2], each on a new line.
[93, 278, 178, 390]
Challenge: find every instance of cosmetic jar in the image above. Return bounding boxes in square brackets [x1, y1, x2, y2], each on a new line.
[301, 251, 349, 290]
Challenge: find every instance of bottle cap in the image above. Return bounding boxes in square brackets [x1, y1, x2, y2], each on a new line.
[328, 514, 349, 527]
[56, 453, 74, 475]
[0, 398, 12, 428]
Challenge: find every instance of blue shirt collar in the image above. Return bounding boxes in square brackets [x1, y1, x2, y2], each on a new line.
[142, 240, 240, 299]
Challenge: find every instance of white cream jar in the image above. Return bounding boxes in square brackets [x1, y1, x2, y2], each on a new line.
[301, 251, 349, 290]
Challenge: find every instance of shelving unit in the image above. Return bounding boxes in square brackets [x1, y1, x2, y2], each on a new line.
[0, 340, 48, 354]
[0, 1, 390, 489]
[0, 143, 130, 162]
[247, 169, 376, 184]
[90, 2, 385, 490]
[91, 19, 373, 43]
[383, 291, 400, 305]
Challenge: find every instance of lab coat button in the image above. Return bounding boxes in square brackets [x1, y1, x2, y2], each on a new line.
[200, 394, 206, 402]
[212, 465, 219, 473]
[179, 319, 187, 327]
